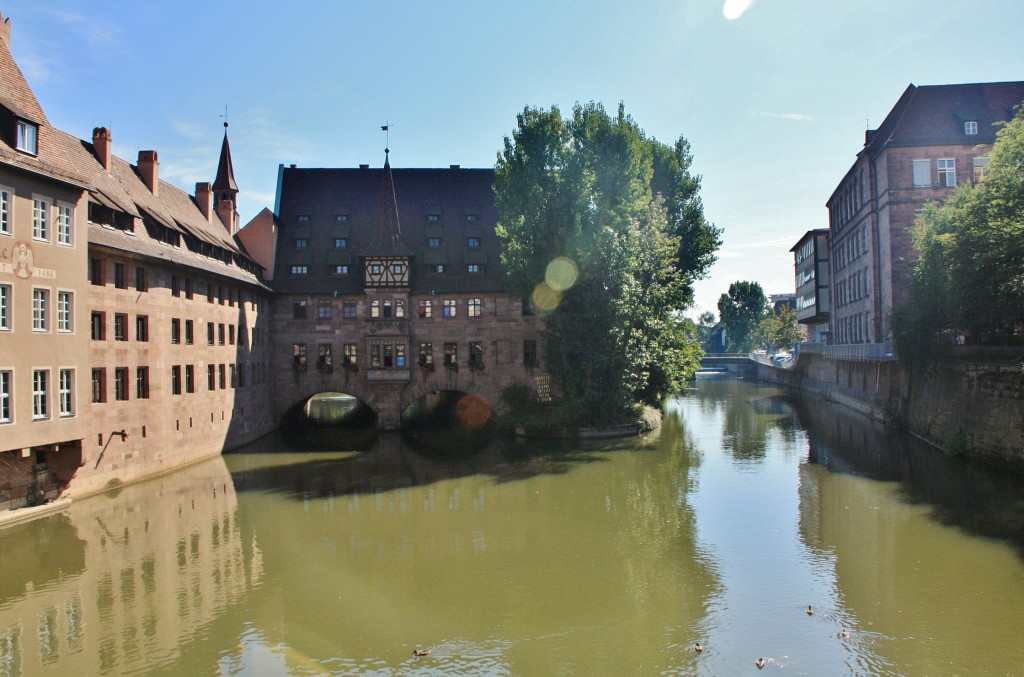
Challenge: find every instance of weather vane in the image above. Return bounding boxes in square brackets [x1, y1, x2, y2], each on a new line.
[221, 105, 229, 129]
[381, 121, 392, 154]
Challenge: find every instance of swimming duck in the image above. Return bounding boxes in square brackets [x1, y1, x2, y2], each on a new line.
[756, 657, 766, 668]
[413, 649, 431, 657]
[806, 605, 815, 616]
[839, 629, 851, 638]
[694, 643, 704, 653]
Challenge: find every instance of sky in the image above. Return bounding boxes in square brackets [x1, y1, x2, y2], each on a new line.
[3, 0, 1022, 317]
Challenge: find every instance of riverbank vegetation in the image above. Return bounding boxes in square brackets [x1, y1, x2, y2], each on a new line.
[892, 105, 1024, 372]
[494, 102, 720, 425]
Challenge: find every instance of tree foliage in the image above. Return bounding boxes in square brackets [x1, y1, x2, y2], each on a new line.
[754, 305, 804, 352]
[494, 102, 721, 424]
[717, 281, 768, 352]
[892, 104, 1024, 369]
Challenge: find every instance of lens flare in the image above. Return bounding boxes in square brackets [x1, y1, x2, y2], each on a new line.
[723, 0, 755, 20]
[531, 282, 562, 313]
[545, 257, 578, 292]
[455, 393, 492, 428]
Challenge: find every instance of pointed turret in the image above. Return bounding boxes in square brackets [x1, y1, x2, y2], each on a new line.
[362, 149, 412, 288]
[213, 122, 238, 234]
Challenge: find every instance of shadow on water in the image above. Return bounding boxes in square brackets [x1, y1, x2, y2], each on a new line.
[788, 388, 1024, 561]
[224, 425, 650, 501]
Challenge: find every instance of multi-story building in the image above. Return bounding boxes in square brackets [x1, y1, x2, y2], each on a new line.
[259, 155, 547, 430]
[826, 82, 1024, 344]
[0, 12, 274, 508]
[790, 229, 830, 342]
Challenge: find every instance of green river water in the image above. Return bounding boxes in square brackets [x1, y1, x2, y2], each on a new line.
[2, 379, 1023, 676]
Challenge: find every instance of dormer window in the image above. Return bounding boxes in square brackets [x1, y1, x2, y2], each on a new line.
[16, 120, 38, 155]
[965, 121, 978, 135]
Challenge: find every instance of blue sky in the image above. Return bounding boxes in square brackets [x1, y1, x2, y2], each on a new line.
[4, 0, 1022, 316]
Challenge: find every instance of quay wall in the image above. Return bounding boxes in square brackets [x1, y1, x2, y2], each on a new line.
[756, 348, 1024, 472]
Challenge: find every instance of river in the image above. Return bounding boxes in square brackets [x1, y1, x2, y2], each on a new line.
[1, 379, 1023, 675]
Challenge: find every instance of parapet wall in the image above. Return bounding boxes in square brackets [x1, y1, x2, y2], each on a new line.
[756, 348, 1024, 472]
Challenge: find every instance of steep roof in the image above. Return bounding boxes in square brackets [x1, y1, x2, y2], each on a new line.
[0, 13, 47, 126]
[212, 125, 238, 193]
[863, 81, 1024, 156]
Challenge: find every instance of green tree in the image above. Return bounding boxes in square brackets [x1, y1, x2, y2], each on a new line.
[494, 102, 719, 424]
[717, 281, 768, 352]
[754, 305, 804, 352]
[893, 104, 1024, 369]
[697, 310, 717, 350]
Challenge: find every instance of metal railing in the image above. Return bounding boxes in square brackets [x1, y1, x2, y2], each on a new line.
[795, 342, 896, 362]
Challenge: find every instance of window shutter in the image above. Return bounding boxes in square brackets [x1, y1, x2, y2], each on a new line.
[912, 160, 931, 187]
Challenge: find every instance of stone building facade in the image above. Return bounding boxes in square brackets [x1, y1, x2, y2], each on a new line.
[826, 82, 1024, 344]
[790, 228, 830, 342]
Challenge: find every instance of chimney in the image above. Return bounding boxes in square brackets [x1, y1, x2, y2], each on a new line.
[216, 198, 235, 235]
[93, 127, 112, 172]
[138, 150, 159, 196]
[195, 182, 213, 222]
[0, 13, 12, 48]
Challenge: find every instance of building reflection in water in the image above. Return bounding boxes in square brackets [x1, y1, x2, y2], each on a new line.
[0, 456, 259, 676]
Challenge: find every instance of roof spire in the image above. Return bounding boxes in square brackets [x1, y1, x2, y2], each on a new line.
[213, 117, 238, 198]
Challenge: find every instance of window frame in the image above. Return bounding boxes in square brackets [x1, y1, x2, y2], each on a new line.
[32, 196, 50, 242]
[56, 202, 74, 246]
[32, 286, 49, 333]
[16, 120, 38, 155]
[32, 368, 49, 419]
[0, 185, 12, 236]
[0, 369, 13, 423]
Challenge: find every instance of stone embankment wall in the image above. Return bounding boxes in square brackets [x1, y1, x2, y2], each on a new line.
[756, 348, 1024, 472]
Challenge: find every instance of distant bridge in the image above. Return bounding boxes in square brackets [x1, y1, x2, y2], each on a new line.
[699, 353, 758, 377]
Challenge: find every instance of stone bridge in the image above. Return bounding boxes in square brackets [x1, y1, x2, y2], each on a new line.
[274, 364, 526, 431]
[700, 353, 758, 377]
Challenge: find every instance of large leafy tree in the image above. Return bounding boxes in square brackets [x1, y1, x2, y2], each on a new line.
[893, 104, 1024, 369]
[754, 305, 804, 352]
[495, 102, 720, 423]
[717, 281, 768, 352]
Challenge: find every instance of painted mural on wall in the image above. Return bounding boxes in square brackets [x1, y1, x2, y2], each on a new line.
[0, 241, 56, 280]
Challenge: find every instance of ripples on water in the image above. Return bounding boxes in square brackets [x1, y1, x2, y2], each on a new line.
[1, 379, 1024, 675]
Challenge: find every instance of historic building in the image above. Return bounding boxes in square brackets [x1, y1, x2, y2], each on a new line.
[0, 11, 274, 509]
[826, 81, 1024, 344]
[790, 229, 830, 342]
[261, 154, 546, 430]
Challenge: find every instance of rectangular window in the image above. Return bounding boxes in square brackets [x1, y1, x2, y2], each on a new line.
[293, 343, 307, 371]
[371, 300, 381, 318]
[57, 291, 73, 333]
[0, 187, 10, 235]
[91, 368, 106, 403]
[317, 300, 333, 320]
[419, 342, 433, 366]
[171, 275, 180, 297]
[965, 120, 978, 135]
[228, 324, 235, 345]
[218, 323, 225, 345]
[318, 344, 333, 373]
[0, 370, 12, 423]
[136, 367, 150, 399]
[185, 365, 195, 393]
[291, 265, 309, 275]
[334, 238, 347, 248]
[912, 159, 931, 187]
[207, 364, 216, 391]
[293, 300, 307, 319]
[56, 203, 73, 245]
[90, 258, 104, 286]
[469, 341, 483, 368]
[332, 264, 349, 275]
[32, 369, 48, 419]
[444, 342, 458, 367]
[207, 281, 214, 303]
[135, 266, 147, 292]
[427, 264, 445, 274]
[395, 300, 405, 318]
[443, 299, 456, 318]
[465, 214, 477, 223]
[467, 237, 481, 248]
[342, 300, 357, 318]
[297, 215, 310, 223]
[219, 364, 226, 389]
[171, 318, 181, 344]
[295, 238, 308, 249]
[0, 284, 10, 330]
[114, 313, 128, 341]
[428, 237, 441, 248]
[32, 288, 49, 332]
[136, 315, 149, 342]
[114, 367, 129, 401]
[344, 343, 358, 366]
[185, 319, 194, 345]
[114, 263, 126, 289]
[58, 369, 74, 417]
[524, 339, 538, 366]
[427, 214, 439, 223]
[418, 300, 432, 318]
[171, 365, 182, 395]
[185, 278, 193, 300]
[468, 298, 482, 317]
[937, 158, 956, 187]
[336, 214, 348, 223]
[207, 321, 215, 345]
[370, 344, 381, 368]
[973, 156, 990, 183]
[468, 264, 481, 274]
[91, 312, 105, 340]
[16, 120, 38, 154]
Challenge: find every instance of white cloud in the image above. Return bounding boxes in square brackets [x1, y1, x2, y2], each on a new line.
[722, 0, 757, 20]
[759, 112, 815, 122]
